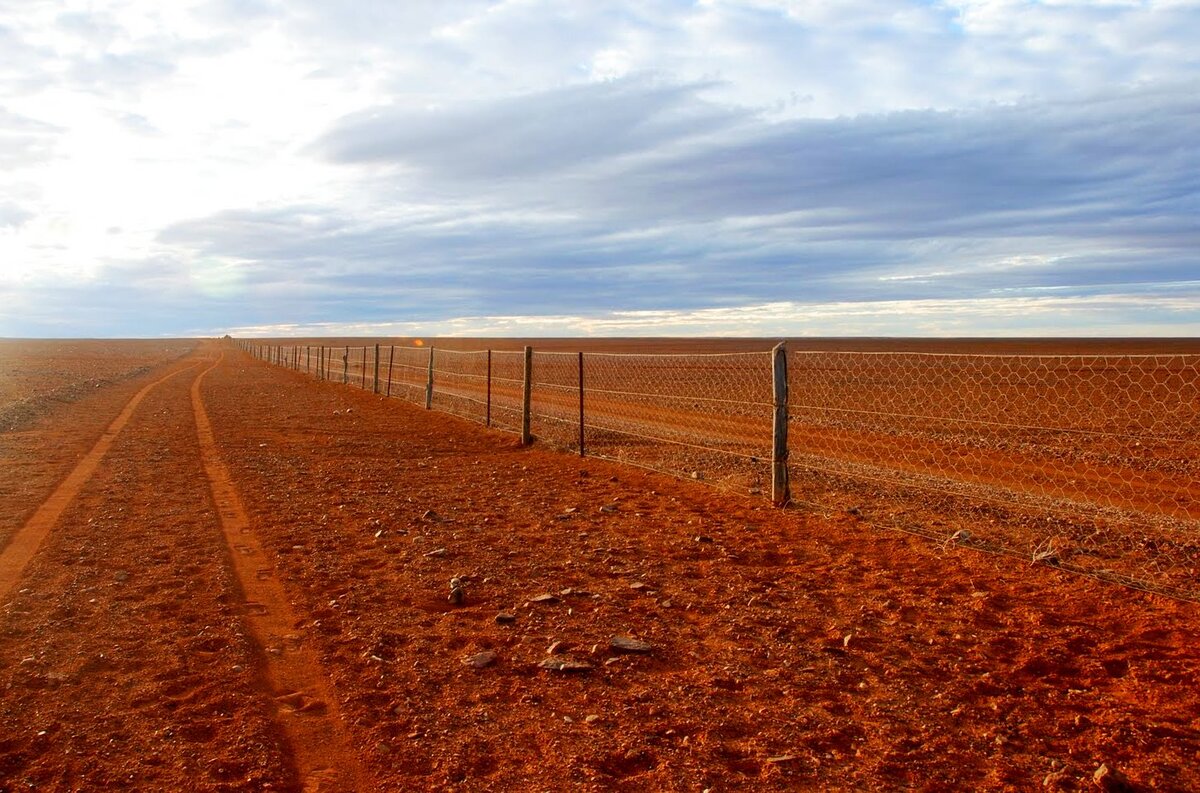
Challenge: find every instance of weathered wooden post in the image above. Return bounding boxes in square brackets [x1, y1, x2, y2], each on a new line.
[373, 344, 380, 394]
[521, 346, 533, 445]
[772, 342, 790, 507]
[386, 345, 394, 397]
[342, 346, 349, 385]
[425, 346, 435, 409]
[578, 351, 585, 457]
[361, 346, 367, 389]
[485, 349, 492, 427]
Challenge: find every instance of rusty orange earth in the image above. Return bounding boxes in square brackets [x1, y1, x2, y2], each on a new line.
[0, 338, 1197, 791]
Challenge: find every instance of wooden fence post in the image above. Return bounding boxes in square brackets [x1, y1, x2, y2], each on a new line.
[361, 346, 367, 389]
[485, 350, 492, 427]
[772, 342, 791, 507]
[373, 344, 380, 394]
[521, 346, 533, 445]
[425, 347, 435, 409]
[578, 351, 585, 456]
[386, 345, 394, 397]
[342, 346, 349, 385]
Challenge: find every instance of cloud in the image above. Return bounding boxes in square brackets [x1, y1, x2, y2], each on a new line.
[223, 290, 1200, 340]
[315, 76, 745, 180]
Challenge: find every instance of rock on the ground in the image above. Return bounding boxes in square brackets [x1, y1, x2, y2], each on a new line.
[1093, 763, 1133, 792]
[538, 657, 592, 672]
[610, 635, 653, 653]
[462, 650, 497, 669]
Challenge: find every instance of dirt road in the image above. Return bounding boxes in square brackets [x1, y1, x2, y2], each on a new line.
[1, 341, 1198, 791]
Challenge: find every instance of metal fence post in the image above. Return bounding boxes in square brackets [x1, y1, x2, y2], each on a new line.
[486, 350, 492, 427]
[578, 351, 585, 456]
[772, 342, 790, 507]
[521, 346, 532, 445]
[386, 345, 394, 397]
[425, 346, 435, 409]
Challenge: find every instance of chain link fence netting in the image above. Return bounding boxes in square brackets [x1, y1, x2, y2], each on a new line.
[246, 341, 1200, 600]
[580, 352, 773, 494]
[788, 351, 1200, 598]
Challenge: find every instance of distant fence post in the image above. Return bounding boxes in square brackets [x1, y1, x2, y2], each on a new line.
[425, 347, 435, 409]
[386, 345, 394, 397]
[342, 346, 349, 384]
[772, 342, 790, 507]
[521, 346, 533, 445]
[578, 351, 585, 457]
[486, 350, 492, 427]
[361, 346, 367, 389]
[373, 344, 380, 394]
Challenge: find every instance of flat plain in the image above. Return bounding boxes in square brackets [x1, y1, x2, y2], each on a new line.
[0, 337, 1197, 792]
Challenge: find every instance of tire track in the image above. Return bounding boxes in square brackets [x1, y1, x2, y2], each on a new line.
[191, 353, 367, 793]
[0, 359, 200, 601]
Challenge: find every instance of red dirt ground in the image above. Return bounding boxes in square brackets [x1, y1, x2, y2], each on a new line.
[1, 340, 1198, 791]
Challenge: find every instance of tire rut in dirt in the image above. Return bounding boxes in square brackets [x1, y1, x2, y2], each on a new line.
[0, 354, 292, 791]
[0, 359, 200, 600]
[193, 354, 369, 793]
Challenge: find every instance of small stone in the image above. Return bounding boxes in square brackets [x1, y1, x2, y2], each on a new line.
[695, 535, 713, 543]
[1093, 763, 1133, 792]
[529, 594, 559, 604]
[538, 657, 592, 673]
[1043, 770, 1071, 789]
[629, 582, 648, 591]
[843, 634, 853, 648]
[766, 754, 800, 764]
[424, 548, 447, 557]
[495, 612, 517, 624]
[610, 635, 653, 653]
[463, 651, 497, 669]
[421, 509, 440, 522]
[547, 641, 568, 655]
[584, 714, 600, 724]
[114, 570, 129, 582]
[599, 504, 618, 514]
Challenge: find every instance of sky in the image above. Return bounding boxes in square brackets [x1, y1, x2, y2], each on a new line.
[1, 0, 1198, 338]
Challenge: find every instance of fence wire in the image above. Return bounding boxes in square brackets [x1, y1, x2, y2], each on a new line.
[245, 341, 1200, 601]
[788, 351, 1200, 599]
[577, 352, 773, 494]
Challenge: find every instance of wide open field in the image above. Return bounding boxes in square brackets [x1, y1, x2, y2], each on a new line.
[1, 339, 1198, 791]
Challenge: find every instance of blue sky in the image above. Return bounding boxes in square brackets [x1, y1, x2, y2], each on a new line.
[1, 0, 1198, 337]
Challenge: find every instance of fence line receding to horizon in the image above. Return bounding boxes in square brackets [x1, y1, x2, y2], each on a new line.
[238, 340, 1200, 602]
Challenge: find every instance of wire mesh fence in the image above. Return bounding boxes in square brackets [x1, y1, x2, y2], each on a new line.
[788, 351, 1200, 598]
[581, 352, 773, 494]
[240, 340, 1200, 601]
